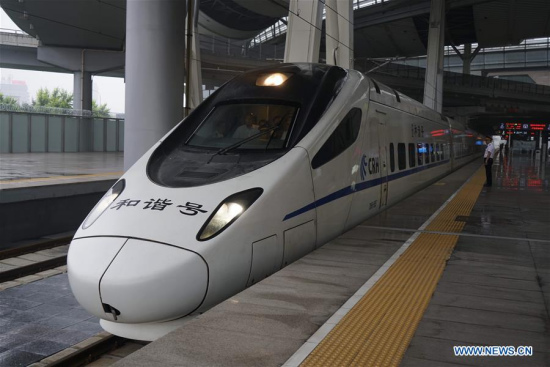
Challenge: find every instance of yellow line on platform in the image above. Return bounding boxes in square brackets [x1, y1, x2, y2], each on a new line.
[301, 167, 486, 367]
[0, 172, 123, 185]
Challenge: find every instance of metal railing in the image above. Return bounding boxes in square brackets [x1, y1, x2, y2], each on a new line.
[358, 60, 550, 96]
[394, 37, 550, 73]
[0, 104, 124, 119]
[0, 103, 92, 117]
[0, 28, 30, 35]
[0, 29, 39, 47]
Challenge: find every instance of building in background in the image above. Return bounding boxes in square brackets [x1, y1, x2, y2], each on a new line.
[0, 76, 30, 104]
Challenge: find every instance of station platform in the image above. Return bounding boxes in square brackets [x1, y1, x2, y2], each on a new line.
[0, 152, 123, 188]
[111, 154, 549, 367]
[0, 152, 123, 244]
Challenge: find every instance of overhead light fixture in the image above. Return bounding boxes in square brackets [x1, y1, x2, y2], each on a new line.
[256, 73, 290, 87]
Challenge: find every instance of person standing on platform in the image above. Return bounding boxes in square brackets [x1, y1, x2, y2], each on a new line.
[484, 137, 495, 187]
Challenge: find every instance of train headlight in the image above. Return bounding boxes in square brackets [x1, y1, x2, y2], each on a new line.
[198, 188, 263, 241]
[82, 179, 125, 229]
[256, 73, 290, 87]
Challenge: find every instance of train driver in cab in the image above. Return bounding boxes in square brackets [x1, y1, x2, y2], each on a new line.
[233, 113, 259, 138]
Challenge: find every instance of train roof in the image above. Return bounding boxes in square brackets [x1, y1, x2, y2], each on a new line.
[361, 73, 467, 132]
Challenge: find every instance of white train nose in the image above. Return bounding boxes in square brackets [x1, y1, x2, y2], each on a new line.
[68, 237, 208, 324]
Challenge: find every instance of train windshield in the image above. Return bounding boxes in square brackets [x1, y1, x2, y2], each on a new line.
[186, 103, 298, 151]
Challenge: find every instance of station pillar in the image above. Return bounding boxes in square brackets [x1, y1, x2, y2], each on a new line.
[325, 0, 354, 69]
[423, 0, 445, 113]
[124, 0, 186, 170]
[284, 0, 323, 63]
[462, 43, 471, 75]
[184, 0, 203, 116]
[73, 71, 93, 112]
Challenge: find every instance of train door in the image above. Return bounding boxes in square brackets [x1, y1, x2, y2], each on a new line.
[310, 107, 363, 247]
[346, 103, 387, 229]
[378, 113, 389, 208]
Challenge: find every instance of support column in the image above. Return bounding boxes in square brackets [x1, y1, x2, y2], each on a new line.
[462, 43, 471, 75]
[325, 0, 354, 69]
[73, 71, 92, 112]
[185, 0, 203, 115]
[124, 0, 185, 170]
[423, 0, 445, 113]
[284, 0, 323, 63]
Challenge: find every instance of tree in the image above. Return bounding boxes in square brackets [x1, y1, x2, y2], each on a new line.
[92, 100, 111, 117]
[32, 87, 111, 116]
[32, 87, 73, 109]
[0, 93, 19, 106]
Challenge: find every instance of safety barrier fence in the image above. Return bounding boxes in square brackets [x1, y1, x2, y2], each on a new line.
[0, 110, 124, 153]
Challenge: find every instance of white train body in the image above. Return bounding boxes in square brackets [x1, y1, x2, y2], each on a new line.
[68, 64, 483, 340]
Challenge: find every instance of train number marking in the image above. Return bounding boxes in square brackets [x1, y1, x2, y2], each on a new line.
[369, 200, 377, 209]
[360, 154, 380, 181]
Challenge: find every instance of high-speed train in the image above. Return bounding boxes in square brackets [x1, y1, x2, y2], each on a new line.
[68, 63, 484, 341]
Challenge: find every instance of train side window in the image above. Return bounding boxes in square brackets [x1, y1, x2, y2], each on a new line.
[417, 143, 424, 165]
[431, 144, 435, 162]
[408, 143, 416, 168]
[311, 108, 362, 169]
[436, 143, 441, 161]
[397, 143, 406, 170]
[424, 143, 430, 164]
[389, 143, 395, 172]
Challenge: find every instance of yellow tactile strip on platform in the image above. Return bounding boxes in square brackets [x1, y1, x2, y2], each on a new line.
[301, 167, 486, 367]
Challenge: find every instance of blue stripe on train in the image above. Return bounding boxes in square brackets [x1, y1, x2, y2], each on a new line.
[283, 158, 450, 221]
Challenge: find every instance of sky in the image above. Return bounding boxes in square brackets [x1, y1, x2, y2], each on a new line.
[0, 9, 126, 113]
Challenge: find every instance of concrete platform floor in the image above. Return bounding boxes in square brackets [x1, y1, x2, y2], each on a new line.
[0, 154, 547, 366]
[0, 152, 123, 189]
[400, 155, 550, 366]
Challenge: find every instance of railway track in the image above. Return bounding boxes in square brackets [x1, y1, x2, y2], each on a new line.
[31, 333, 148, 367]
[0, 235, 72, 283]
[1, 235, 149, 366]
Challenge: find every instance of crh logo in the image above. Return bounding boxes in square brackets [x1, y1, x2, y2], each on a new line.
[360, 154, 379, 180]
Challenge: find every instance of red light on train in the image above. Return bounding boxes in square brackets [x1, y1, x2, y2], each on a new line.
[430, 129, 445, 136]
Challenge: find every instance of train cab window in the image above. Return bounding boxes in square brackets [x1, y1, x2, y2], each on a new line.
[417, 143, 424, 165]
[408, 143, 416, 168]
[311, 108, 361, 169]
[186, 103, 298, 150]
[389, 143, 395, 172]
[397, 143, 406, 170]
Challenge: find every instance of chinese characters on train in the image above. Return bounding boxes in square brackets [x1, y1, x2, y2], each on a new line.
[411, 124, 424, 138]
[110, 198, 207, 216]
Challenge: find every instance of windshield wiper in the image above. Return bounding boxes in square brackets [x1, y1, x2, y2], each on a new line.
[207, 125, 281, 163]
